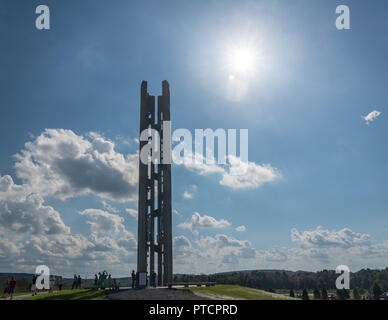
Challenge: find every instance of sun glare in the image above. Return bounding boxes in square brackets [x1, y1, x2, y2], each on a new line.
[230, 48, 255, 73]
[225, 43, 259, 80]
[217, 34, 269, 100]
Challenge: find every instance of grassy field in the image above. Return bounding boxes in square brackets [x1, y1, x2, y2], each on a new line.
[23, 289, 109, 300]
[20, 285, 296, 300]
[189, 285, 298, 300]
[3, 291, 35, 298]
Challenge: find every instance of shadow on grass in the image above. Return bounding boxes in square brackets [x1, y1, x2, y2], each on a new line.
[25, 289, 108, 300]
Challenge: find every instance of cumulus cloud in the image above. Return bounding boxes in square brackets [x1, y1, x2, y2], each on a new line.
[79, 209, 125, 234]
[194, 234, 256, 267]
[173, 235, 195, 264]
[172, 226, 388, 274]
[258, 247, 288, 262]
[0, 205, 136, 275]
[79, 208, 137, 248]
[362, 110, 381, 125]
[0, 230, 136, 275]
[173, 209, 182, 216]
[0, 175, 69, 235]
[125, 208, 138, 220]
[174, 233, 258, 272]
[220, 156, 279, 189]
[0, 128, 139, 275]
[101, 200, 119, 213]
[14, 129, 138, 202]
[183, 191, 193, 199]
[196, 234, 249, 249]
[178, 152, 279, 190]
[235, 225, 246, 232]
[2, 129, 388, 275]
[291, 227, 372, 249]
[178, 212, 231, 230]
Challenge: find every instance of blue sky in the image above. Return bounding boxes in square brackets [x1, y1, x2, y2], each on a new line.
[0, 0, 388, 277]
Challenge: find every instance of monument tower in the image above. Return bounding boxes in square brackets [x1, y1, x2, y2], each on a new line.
[137, 81, 173, 287]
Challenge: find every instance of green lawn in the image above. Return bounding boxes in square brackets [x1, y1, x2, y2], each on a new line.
[4, 291, 33, 297]
[23, 289, 109, 300]
[189, 285, 298, 300]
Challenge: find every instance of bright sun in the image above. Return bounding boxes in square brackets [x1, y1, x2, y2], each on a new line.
[225, 45, 258, 79]
[230, 48, 255, 73]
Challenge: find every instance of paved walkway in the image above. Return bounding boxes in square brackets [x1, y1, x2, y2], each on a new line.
[108, 287, 211, 300]
[2, 291, 58, 301]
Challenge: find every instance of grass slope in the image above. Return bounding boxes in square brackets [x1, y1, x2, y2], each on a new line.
[189, 285, 298, 300]
[23, 289, 108, 300]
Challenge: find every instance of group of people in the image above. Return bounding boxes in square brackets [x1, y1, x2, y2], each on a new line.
[72, 274, 82, 289]
[130, 270, 157, 288]
[94, 271, 120, 290]
[31, 274, 64, 296]
[2, 277, 17, 300]
[3, 269, 146, 299]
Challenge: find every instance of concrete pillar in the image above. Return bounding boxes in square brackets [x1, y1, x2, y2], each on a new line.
[137, 81, 173, 287]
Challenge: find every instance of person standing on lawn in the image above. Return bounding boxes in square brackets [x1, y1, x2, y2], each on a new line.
[8, 277, 16, 300]
[131, 270, 136, 288]
[72, 274, 77, 289]
[77, 275, 82, 289]
[31, 274, 37, 296]
[58, 276, 63, 291]
[2, 280, 9, 300]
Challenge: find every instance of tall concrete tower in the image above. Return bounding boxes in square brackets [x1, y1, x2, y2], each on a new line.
[137, 80, 173, 287]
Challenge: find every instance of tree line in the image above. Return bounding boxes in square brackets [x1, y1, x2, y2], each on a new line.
[174, 267, 388, 298]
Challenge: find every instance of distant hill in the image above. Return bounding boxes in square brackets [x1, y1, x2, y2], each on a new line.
[214, 269, 297, 275]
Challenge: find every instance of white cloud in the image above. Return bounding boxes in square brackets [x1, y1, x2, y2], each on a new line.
[0, 225, 136, 276]
[178, 151, 225, 176]
[172, 233, 257, 273]
[196, 234, 250, 249]
[362, 110, 381, 125]
[291, 226, 372, 249]
[172, 226, 388, 274]
[219, 156, 280, 189]
[178, 212, 231, 230]
[14, 129, 138, 202]
[172, 209, 182, 216]
[178, 152, 279, 190]
[183, 191, 193, 199]
[196, 234, 256, 266]
[79, 208, 137, 248]
[0, 175, 69, 236]
[258, 247, 288, 262]
[173, 235, 196, 264]
[79, 209, 125, 235]
[0, 203, 137, 275]
[0, 127, 139, 276]
[102, 200, 119, 213]
[2, 129, 388, 275]
[125, 208, 138, 220]
[235, 225, 246, 232]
